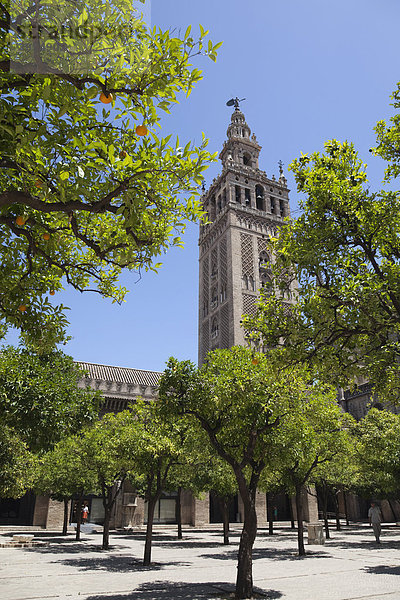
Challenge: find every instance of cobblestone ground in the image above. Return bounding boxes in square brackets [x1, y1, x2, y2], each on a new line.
[1, 524, 400, 600]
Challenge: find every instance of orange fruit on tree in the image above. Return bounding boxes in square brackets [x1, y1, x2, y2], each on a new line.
[35, 179, 43, 189]
[119, 150, 127, 159]
[18, 304, 27, 312]
[42, 233, 50, 241]
[16, 215, 26, 226]
[136, 125, 148, 137]
[252, 358, 259, 366]
[99, 92, 113, 104]
[49, 290, 55, 296]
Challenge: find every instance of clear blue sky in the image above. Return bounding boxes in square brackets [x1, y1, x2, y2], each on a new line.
[6, 0, 400, 371]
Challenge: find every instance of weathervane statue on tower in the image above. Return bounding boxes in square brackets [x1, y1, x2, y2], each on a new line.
[226, 97, 246, 109]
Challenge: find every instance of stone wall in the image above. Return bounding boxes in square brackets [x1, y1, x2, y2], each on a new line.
[255, 491, 267, 526]
[192, 494, 210, 526]
[46, 499, 67, 530]
[32, 496, 49, 528]
[290, 487, 319, 523]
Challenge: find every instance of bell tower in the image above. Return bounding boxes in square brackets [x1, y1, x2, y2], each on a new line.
[198, 103, 293, 365]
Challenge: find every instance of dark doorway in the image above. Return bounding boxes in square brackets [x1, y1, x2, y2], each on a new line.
[209, 493, 238, 523]
[0, 492, 35, 525]
[267, 492, 292, 521]
[316, 487, 337, 516]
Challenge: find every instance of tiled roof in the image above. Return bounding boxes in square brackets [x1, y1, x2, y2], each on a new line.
[76, 362, 162, 387]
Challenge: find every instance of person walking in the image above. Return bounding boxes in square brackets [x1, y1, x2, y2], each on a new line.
[368, 502, 382, 543]
[82, 504, 90, 524]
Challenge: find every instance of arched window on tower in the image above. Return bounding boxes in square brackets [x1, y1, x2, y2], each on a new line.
[260, 271, 272, 292]
[222, 188, 227, 207]
[242, 274, 249, 290]
[211, 287, 218, 309]
[259, 251, 272, 291]
[248, 276, 255, 291]
[211, 317, 219, 339]
[255, 185, 264, 211]
[220, 285, 227, 303]
[259, 251, 270, 270]
[244, 189, 251, 207]
[243, 152, 252, 166]
[235, 186, 241, 203]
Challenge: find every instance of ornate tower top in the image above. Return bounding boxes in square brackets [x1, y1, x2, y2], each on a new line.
[227, 108, 251, 140]
[220, 105, 261, 170]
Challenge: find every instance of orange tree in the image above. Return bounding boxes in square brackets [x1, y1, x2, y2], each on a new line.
[0, 0, 220, 350]
[265, 391, 354, 556]
[0, 423, 37, 499]
[0, 345, 100, 452]
[36, 434, 96, 539]
[159, 347, 333, 600]
[244, 83, 400, 402]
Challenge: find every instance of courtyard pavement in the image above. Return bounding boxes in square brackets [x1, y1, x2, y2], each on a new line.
[1, 523, 400, 600]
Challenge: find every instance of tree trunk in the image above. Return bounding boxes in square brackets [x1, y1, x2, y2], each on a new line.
[343, 491, 350, 526]
[176, 487, 183, 540]
[289, 495, 295, 529]
[75, 498, 83, 542]
[221, 498, 230, 545]
[295, 487, 305, 556]
[267, 493, 273, 534]
[102, 506, 112, 550]
[268, 519, 274, 535]
[216, 496, 231, 545]
[62, 498, 69, 536]
[144, 497, 157, 566]
[235, 495, 257, 599]
[321, 488, 330, 540]
[334, 495, 341, 531]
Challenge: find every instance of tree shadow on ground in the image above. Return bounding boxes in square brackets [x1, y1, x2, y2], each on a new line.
[145, 531, 298, 550]
[85, 581, 283, 599]
[327, 526, 400, 536]
[113, 532, 188, 542]
[25, 542, 127, 554]
[199, 547, 330, 562]
[363, 565, 400, 576]
[52, 555, 191, 572]
[115, 530, 242, 541]
[152, 540, 233, 549]
[326, 539, 400, 551]
[0, 531, 74, 538]
[257, 532, 299, 542]
[257, 532, 300, 544]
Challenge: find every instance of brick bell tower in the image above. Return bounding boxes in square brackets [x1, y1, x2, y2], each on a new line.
[198, 100, 293, 365]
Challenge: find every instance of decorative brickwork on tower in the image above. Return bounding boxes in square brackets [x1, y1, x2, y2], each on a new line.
[198, 106, 293, 364]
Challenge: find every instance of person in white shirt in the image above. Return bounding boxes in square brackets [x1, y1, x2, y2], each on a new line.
[368, 502, 382, 543]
